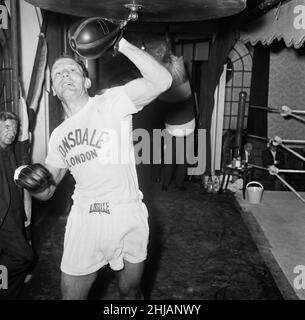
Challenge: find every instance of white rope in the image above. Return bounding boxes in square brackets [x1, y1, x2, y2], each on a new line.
[275, 173, 305, 204]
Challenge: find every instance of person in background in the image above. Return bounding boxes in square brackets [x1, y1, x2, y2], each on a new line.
[0, 111, 33, 300]
[262, 139, 286, 190]
[242, 141, 254, 165]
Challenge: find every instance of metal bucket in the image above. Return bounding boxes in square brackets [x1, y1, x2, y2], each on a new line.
[246, 181, 264, 204]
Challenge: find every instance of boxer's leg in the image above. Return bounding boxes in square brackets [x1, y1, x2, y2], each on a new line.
[61, 271, 98, 300]
[115, 260, 145, 300]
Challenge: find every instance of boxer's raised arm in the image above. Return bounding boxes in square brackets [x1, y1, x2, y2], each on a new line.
[118, 38, 172, 109]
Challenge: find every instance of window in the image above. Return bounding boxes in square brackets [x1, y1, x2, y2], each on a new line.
[223, 41, 253, 131]
[0, 25, 13, 112]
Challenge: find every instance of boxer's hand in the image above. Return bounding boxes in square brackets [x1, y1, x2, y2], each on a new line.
[14, 163, 54, 193]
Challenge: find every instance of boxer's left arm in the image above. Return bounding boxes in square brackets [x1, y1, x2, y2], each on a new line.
[118, 38, 172, 109]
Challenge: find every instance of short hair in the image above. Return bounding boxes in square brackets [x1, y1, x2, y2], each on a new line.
[0, 111, 19, 123]
[52, 54, 89, 78]
[267, 138, 278, 148]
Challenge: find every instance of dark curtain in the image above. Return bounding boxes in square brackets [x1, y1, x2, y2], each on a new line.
[45, 12, 69, 134]
[198, 29, 239, 176]
[247, 44, 270, 139]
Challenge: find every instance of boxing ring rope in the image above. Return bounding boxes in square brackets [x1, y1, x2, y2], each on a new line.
[276, 139, 305, 144]
[251, 164, 305, 174]
[250, 164, 305, 203]
[248, 134, 305, 145]
[247, 134, 268, 141]
[273, 136, 305, 163]
[250, 105, 280, 113]
[280, 105, 305, 124]
[249, 104, 305, 123]
[247, 134, 305, 166]
[250, 104, 305, 114]
[282, 112, 305, 124]
[283, 110, 305, 115]
[276, 169, 305, 174]
[246, 104, 305, 203]
[273, 172, 305, 204]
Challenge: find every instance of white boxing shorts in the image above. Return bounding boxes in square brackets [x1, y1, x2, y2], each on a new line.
[60, 198, 149, 276]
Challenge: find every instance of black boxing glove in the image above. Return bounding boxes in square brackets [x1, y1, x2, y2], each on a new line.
[14, 163, 54, 193]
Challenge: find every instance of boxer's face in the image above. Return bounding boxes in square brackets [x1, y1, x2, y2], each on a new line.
[51, 58, 91, 101]
[0, 119, 18, 149]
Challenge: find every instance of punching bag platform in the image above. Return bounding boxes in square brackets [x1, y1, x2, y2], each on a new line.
[25, 0, 246, 22]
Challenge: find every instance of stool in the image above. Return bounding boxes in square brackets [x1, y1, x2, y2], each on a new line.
[219, 165, 253, 199]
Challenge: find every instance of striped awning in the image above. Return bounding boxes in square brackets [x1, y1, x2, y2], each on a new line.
[240, 0, 305, 49]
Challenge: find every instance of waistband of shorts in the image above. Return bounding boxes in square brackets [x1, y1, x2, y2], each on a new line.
[72, 191, 144, 205]
[108, 197, 141, 205]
